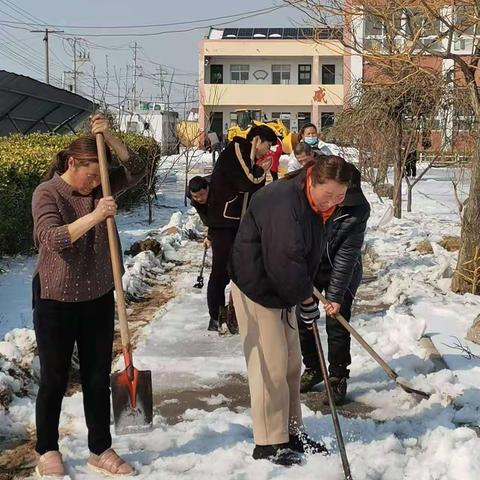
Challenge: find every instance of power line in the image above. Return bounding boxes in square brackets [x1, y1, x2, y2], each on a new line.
[0, 0, 45, 25]
[30, 28, 64, 84]
[0, 1, 67, 82]
[0, 28, 63, 81]
[0, 5, 290, 29]
[0, 4, 292, 37]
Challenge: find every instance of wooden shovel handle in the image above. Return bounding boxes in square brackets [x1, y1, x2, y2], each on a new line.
[96, 133, 131, 349]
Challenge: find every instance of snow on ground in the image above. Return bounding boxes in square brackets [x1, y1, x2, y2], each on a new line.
[2, 165, 480, 479]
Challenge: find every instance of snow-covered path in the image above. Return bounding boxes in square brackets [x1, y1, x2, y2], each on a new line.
[2, 166, 480, 479]
[49, 232, 480, 480]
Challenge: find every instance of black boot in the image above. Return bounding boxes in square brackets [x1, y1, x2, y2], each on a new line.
[252, 444, 302, 466]
[322, 376, 348, 405]
[207, 317, 219, 331]
[289, 432, 329, 455]
[300, 368, 323, 393]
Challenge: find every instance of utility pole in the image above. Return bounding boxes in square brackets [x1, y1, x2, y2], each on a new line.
[92, 65, 96, 106]
[73, 37, 77, 93]
[65, 37, 90, 94]
[131, 41, 139, 109]
[30, 28, 64, 84]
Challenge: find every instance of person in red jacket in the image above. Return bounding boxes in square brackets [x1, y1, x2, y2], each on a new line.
[269, 137, 283, 181]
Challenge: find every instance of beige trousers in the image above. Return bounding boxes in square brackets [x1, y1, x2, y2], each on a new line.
[231, 283, 303, 445]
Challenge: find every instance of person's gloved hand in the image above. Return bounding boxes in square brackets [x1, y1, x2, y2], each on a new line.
[299, 299, 320, 325]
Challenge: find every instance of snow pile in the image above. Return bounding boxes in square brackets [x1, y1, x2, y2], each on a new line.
[122, 210, 206, 299]
[123, 250, 165, 300]
[183, 207, 205, 240]
[0, 328, 37, 438]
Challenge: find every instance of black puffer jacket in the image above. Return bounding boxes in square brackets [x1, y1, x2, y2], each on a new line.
[208, 136, 266, 229]
[229, 170, 332, 309]
[315, 179, 370, 304]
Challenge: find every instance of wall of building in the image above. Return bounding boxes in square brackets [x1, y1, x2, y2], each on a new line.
[202, 39, 345, 58]
[205, 56, 344, 86]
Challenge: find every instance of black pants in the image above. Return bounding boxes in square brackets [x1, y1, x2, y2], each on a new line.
[406, 161, 417, 178]
[207, 228, 237, 320]
[271, 171, 279, 181]
[33, 275, 114, 455]
[297, 286, 353, 378]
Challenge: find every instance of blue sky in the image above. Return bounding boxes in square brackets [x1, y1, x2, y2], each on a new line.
[0, 0, 308, 107]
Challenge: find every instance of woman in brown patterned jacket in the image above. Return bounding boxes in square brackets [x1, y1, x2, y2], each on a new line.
[31, 114, 145, 478]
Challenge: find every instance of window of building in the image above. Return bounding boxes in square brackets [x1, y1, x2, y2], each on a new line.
[454, 5, 475, 51]
[297, 112, 311, 130]
[272, 112, 291, 130]
[230, 64, 249, 83]
[363, 12, 402, 50]
[364, 15, 384, 37]
[210, 64, 223, 84]
[404, 8, 439, 38]
[272, 64, 291, 84]
[229, 112, 238, 126]
[322, 64, 336, 84]
[321, 112, 335, 130]
[298, 64, 311, 84]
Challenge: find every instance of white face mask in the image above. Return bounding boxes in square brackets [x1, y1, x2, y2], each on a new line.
[304, 136, 318, 146]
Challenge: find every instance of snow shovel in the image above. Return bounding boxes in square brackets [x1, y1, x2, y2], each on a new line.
[96, 133, 153, 435]
[313, 288, 431, 400]
[310, 320, 352, 480]
[193, 246, 207, 289]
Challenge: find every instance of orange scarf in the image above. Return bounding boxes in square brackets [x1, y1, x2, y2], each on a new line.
[305, 167, 335, 222]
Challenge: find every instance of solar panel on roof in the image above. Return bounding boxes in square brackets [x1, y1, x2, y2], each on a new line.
[283, 28, 298, 39]
[219, 26, 339, 40]
[268, 28, 283, 38]
[237, 28, 253, 38]
[298, 28, 313, 39]
[253, 28, 268, 38]
[222, 28, 238, 38]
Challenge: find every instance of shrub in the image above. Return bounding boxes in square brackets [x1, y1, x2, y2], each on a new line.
[0, 132, 158, 256]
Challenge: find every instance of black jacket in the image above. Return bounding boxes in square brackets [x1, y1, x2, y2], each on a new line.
[208, 136, 266, 229]
[229, 170, 332, 309]
[316, 187, 370, 304]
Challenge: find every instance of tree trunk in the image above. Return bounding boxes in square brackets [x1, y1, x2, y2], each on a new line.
[148, 196, 153, 225]
[451, 79, 480, 295]
[184, 161, 189, 207]
[451, 147, 480, 294]
[407, 183, 412, 213]
[393, 157, 402, 218]
[376, 156, 389, 186]
[391, 121, 403, 219]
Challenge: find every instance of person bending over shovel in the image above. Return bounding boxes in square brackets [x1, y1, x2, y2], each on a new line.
[31, 113, 145, 478]
[229, 156, 353, 466]
[298, 164, 370, 404]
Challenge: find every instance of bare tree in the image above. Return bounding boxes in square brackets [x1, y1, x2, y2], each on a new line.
[287, 0, 480, 294]
[177, 82, 224, 206]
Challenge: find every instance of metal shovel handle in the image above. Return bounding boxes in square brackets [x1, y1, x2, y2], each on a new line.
[313, 288, 430, 399]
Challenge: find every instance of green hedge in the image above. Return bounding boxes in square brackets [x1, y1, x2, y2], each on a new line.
[0, 132, 159, 256]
